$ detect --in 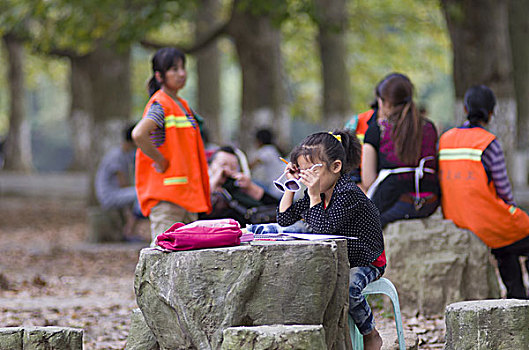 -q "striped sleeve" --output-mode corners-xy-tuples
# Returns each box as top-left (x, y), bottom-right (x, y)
(145, 101), (165, 147)
(482, 140), (516, 206)
(145, 101), (165, 128)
